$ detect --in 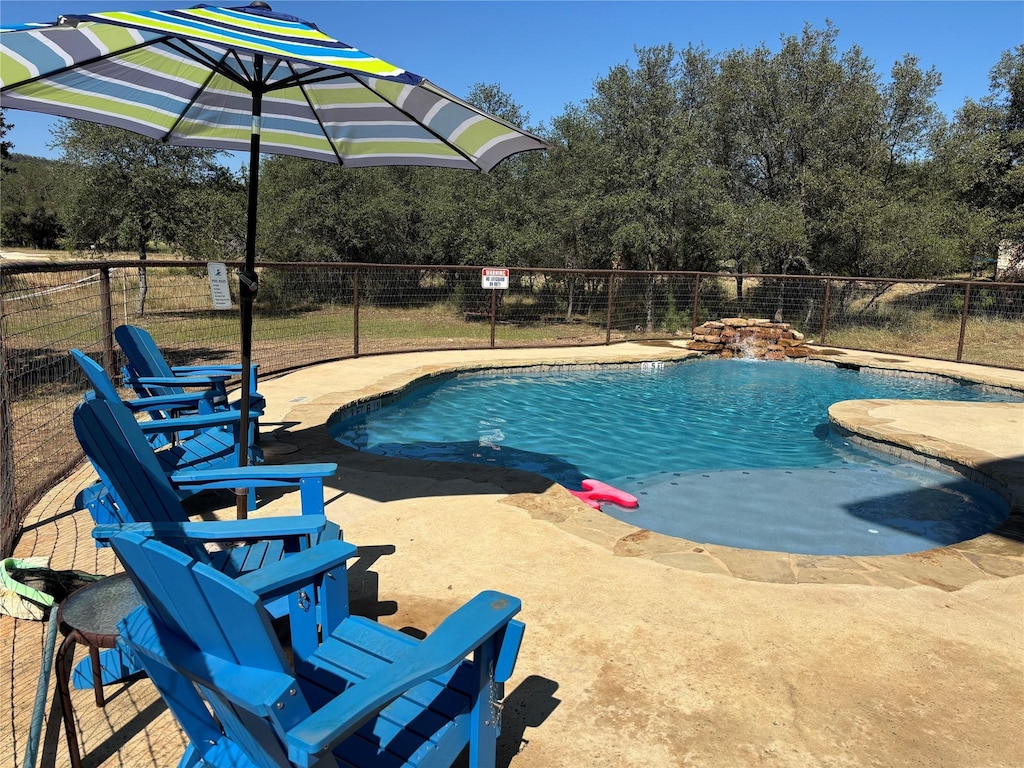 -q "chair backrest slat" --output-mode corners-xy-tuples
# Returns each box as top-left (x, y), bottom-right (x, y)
(73, 398), (188, 524)
(70, 350), (123, 402)
(115, 325), (183, 397)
